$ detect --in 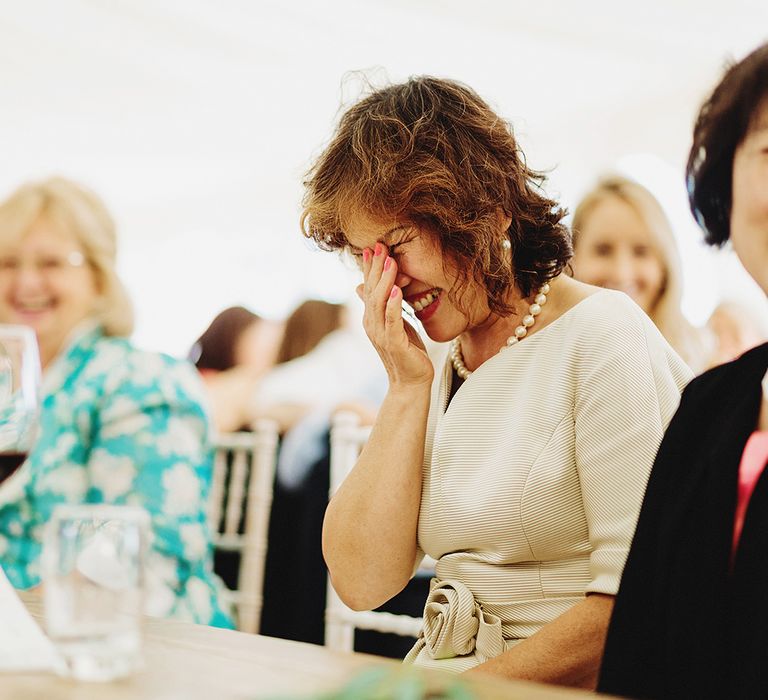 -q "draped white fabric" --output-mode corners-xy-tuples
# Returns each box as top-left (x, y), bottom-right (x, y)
(0, 1), (764, 354)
